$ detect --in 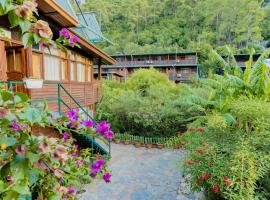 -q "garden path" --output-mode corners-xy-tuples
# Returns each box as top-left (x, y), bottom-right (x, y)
(78, 143), (204, 200)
